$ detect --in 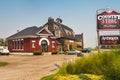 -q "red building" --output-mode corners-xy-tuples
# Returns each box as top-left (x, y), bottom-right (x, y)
(7, 17), (83, 53)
